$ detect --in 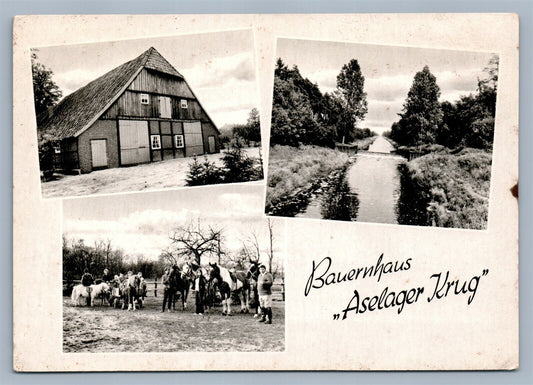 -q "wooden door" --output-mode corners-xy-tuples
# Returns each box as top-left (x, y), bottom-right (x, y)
(159, 96), (172, 118)
(208, 135), (216, 153)
(90, 139), (108, 168)
(119, 120), (150, 165)
(183, 122), (204, 157)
